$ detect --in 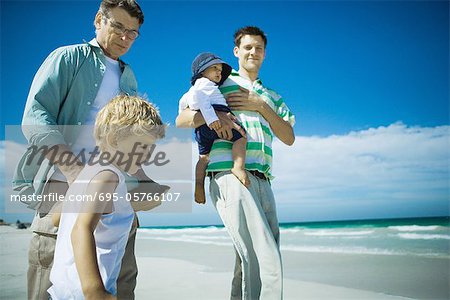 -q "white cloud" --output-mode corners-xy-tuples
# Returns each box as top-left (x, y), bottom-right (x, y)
(271, 122), (449, 221)
(0, 140), (35, 222)
(0, 140), (29, 182)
